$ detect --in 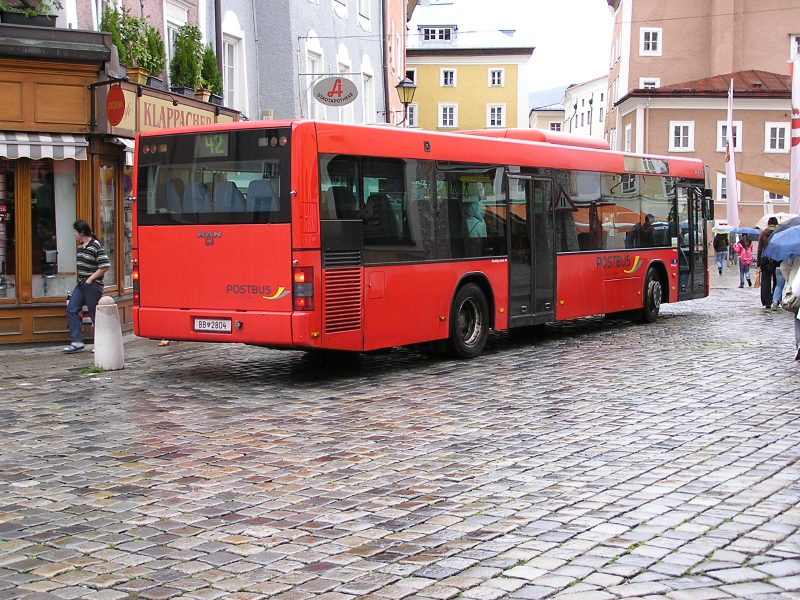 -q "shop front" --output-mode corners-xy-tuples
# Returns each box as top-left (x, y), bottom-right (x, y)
(0, 25), (238, 344)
